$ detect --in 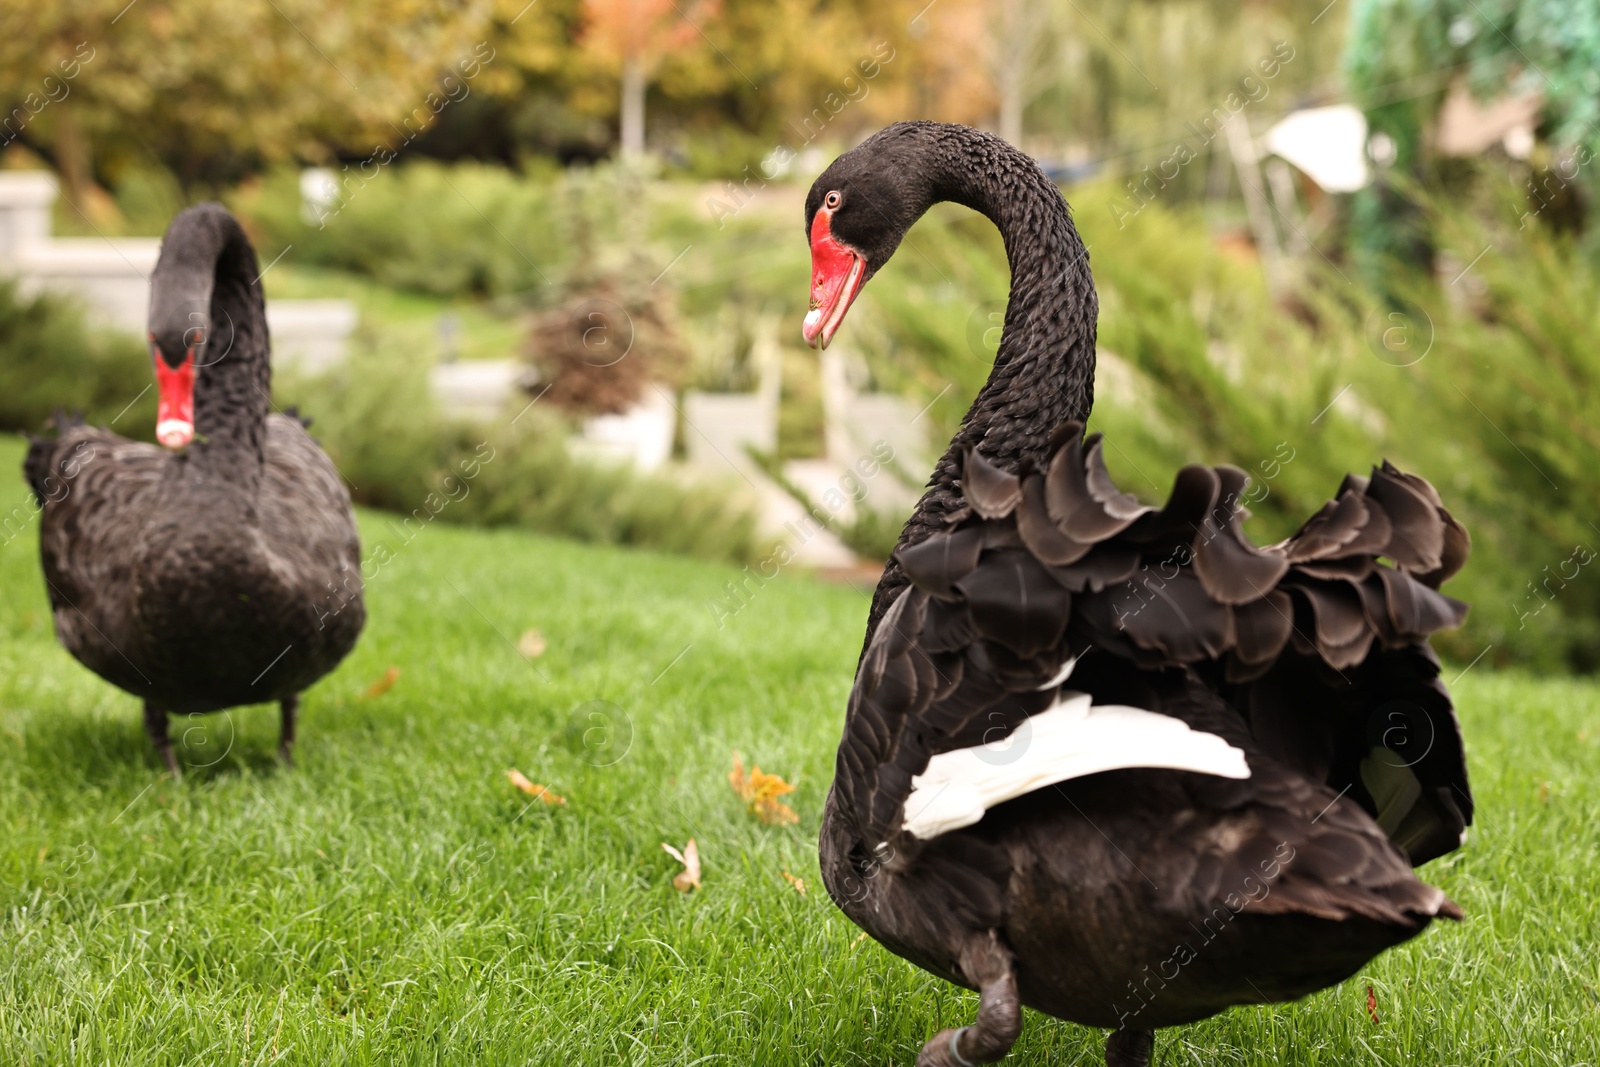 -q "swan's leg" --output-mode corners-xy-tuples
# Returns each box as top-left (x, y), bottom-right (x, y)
(1105, 1028), (1154, 1066)
(278, 694), (299, 766)
(917, 931), (1021, 1066)
(143, 702), (179, 778)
